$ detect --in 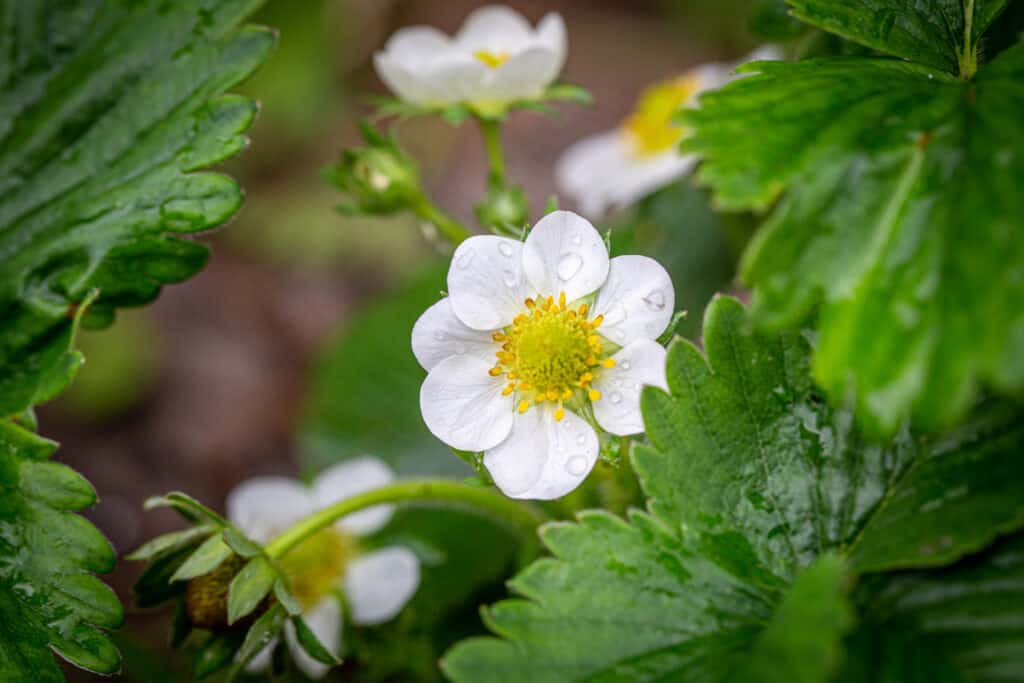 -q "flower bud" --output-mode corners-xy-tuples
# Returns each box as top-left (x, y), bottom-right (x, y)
(185, 555), (247, 629)
(475, 182), (529, 237)
(325, 123), (422, 215)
